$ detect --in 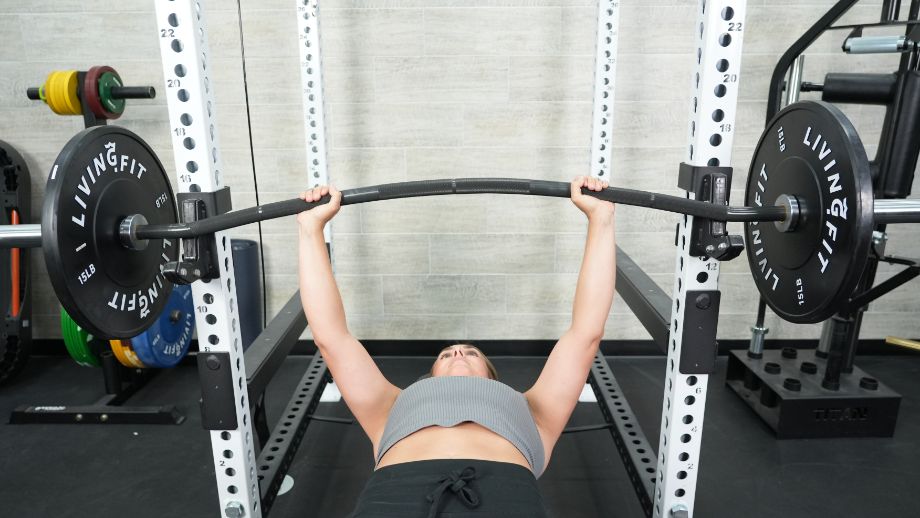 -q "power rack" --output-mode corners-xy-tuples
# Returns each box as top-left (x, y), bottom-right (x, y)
(152, 1), (745, 517)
